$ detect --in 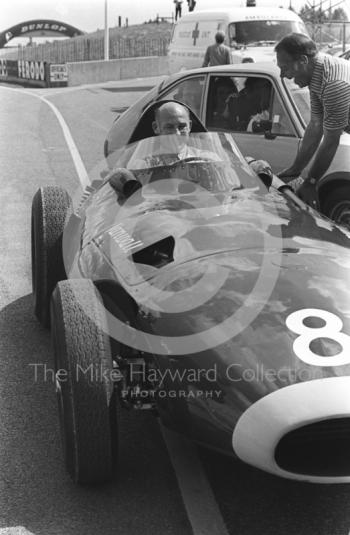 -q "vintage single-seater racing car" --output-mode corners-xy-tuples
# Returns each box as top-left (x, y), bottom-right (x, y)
(31, 108), (350, 485)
